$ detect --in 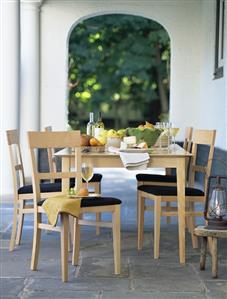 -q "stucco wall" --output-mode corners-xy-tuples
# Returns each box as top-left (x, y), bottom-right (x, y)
(40, 0), (226, 149)
(198, 0), (226, 148)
